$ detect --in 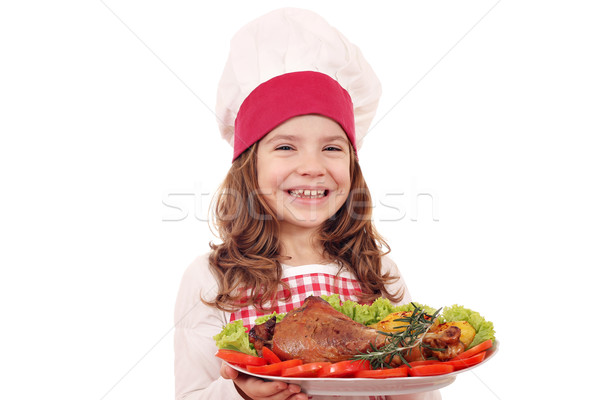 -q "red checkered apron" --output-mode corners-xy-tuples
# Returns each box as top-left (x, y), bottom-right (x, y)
(229, 269), (386, 400)
(229, 272), (366, 329)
